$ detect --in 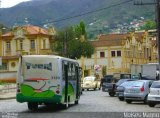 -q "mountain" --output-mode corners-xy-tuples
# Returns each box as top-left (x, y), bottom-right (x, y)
(0, 0), (155, 38)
